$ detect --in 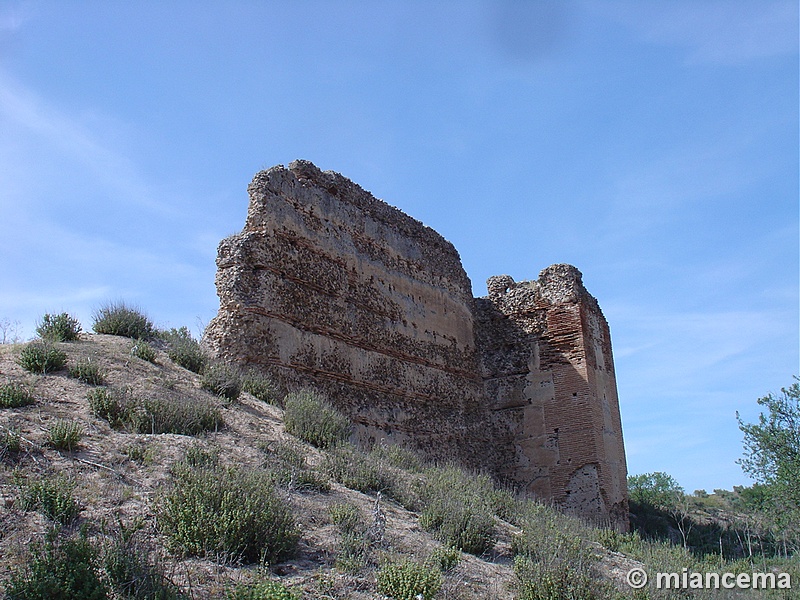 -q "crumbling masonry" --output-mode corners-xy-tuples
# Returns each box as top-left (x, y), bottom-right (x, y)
(205, 160), (628, 528)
